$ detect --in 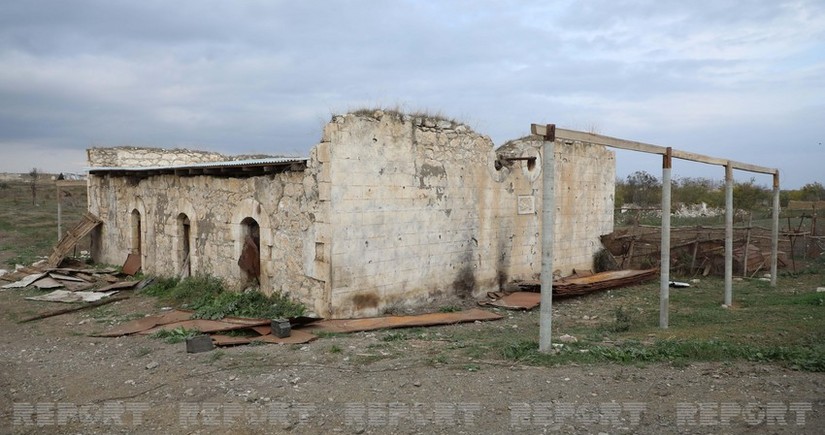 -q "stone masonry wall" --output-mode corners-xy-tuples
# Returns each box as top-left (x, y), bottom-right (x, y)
(86, 115), (615, 319)
(317, 112), (615, 318)
(496, 136), (616, 277)
(87, 147), (231, 168)
(87, 166), (329, 316)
